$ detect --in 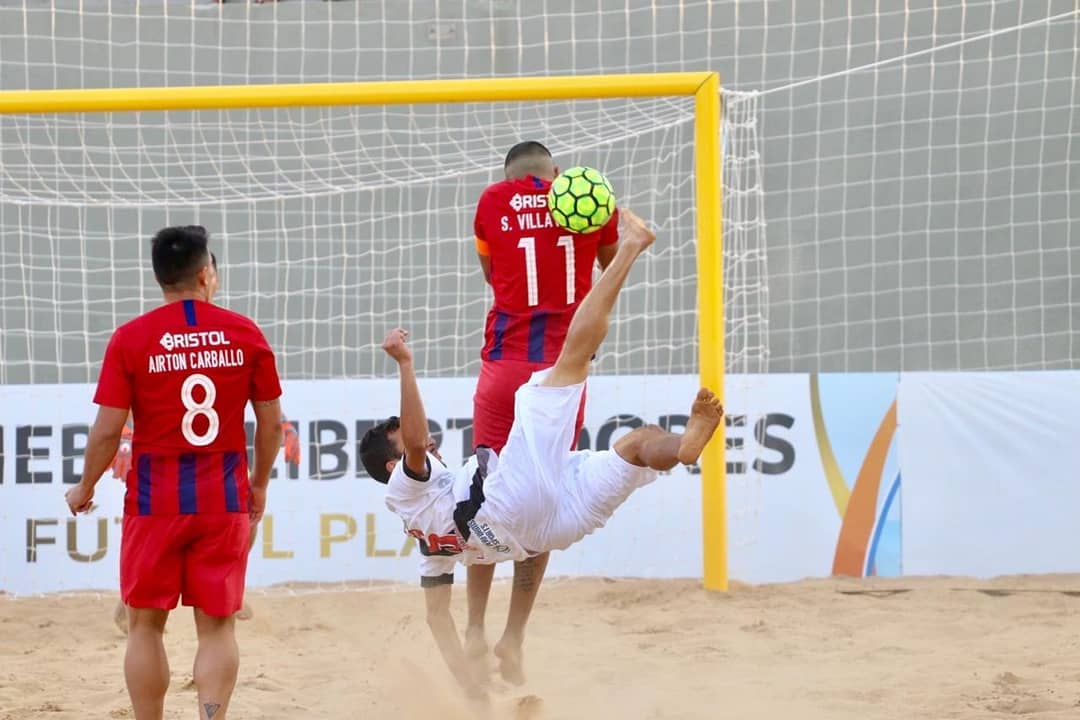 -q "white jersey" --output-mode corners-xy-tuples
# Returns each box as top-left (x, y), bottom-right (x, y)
(386, 370), (658, 587)
(385, 448), (527, 584)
